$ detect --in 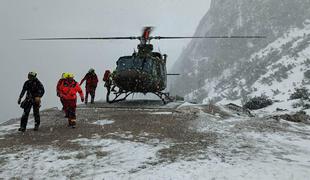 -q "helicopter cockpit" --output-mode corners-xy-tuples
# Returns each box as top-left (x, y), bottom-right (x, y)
(116, 56), (154, 74)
